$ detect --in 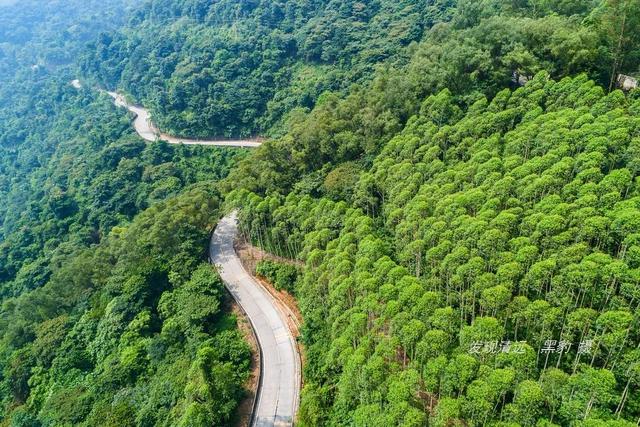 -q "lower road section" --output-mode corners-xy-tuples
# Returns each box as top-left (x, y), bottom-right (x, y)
(210, 212), (300, 426)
